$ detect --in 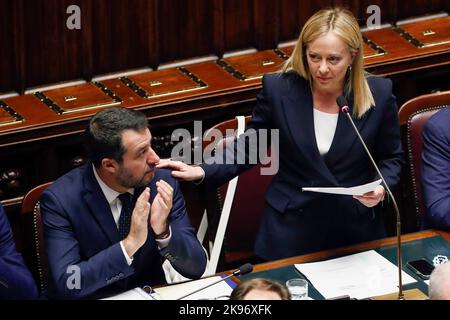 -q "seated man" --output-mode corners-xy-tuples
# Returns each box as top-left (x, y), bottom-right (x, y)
(230, 278), (291, 300)
(422, 106), (450, 231)
(41, 107), (207, 299)
(0, 204), (39, 299)
(429, 262), (450, 300)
